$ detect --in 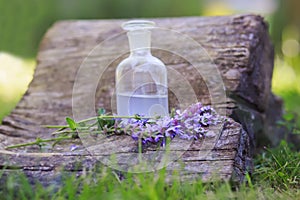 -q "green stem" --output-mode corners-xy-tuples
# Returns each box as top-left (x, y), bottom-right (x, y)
(78, 115), (150, 124)
(42, 125), (69, 128)
(43, 115), (150, 129)
(5, 136), (73, 149)
(52, 130), (76, 135)
(138, 136), (142, 162)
